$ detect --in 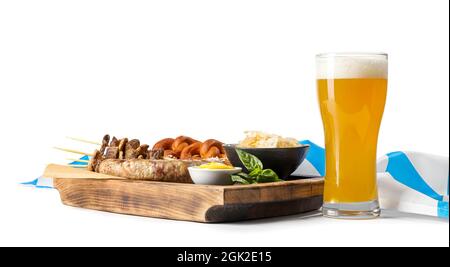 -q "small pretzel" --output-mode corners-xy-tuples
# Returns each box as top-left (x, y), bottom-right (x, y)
(180, 142), (202, 160)
(163, 150), (178, 158)
(153, 138), (175, 150)
(171, 136), (199, 156)
(200, 139), (225, 159)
